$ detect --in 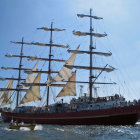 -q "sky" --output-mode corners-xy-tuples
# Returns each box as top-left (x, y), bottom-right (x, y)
(0, 0), (140, 106)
